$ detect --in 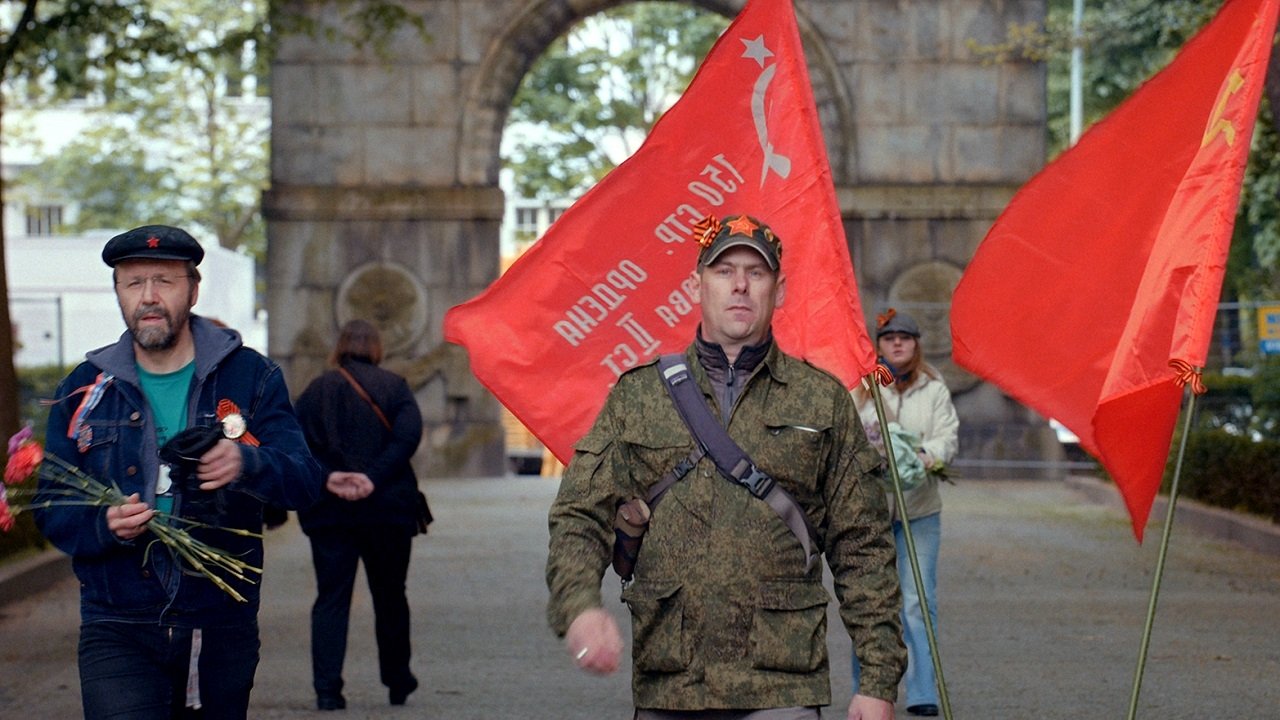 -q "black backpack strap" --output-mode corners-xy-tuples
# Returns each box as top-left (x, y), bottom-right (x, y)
(646, 447), (703, 508)
(656, 355), (820, 572)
